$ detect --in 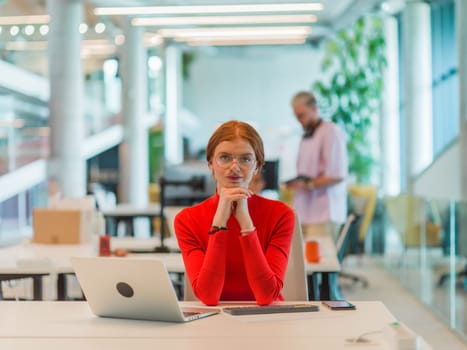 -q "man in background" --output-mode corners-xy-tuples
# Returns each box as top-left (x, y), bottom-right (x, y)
(286, 91), (348, 240)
